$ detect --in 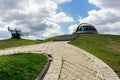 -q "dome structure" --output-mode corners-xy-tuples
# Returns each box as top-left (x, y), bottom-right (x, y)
(74, 23), (98, 34)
